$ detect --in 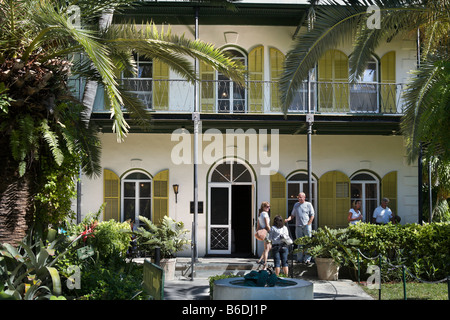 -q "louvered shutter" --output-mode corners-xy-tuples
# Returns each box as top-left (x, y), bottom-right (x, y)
(270, 48), (285, 112)
(382, 171), (397, 216)
(103, 169), (120, 221)
(380, 51), (396, 113)
(270, 172), (286, 226)
(153, 169), (169, 225)
(248, 46), (264, 113)
(153, 60), (169, 110)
